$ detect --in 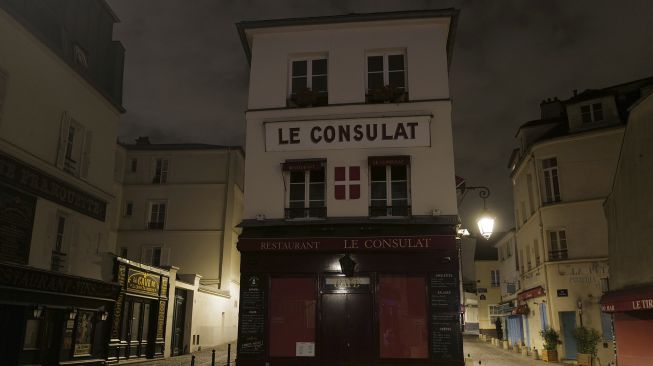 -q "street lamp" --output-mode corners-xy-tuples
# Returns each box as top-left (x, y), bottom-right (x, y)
(462, 185), (495, 240)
